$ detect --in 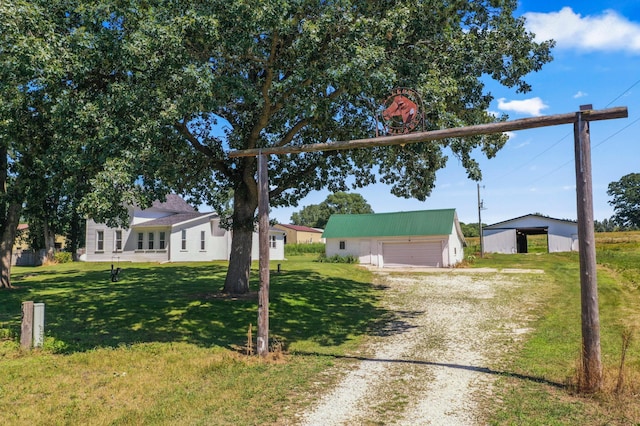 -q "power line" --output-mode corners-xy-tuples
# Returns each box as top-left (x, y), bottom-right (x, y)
(525, 115), (640, 185)
(489, 131), (571, 183)
(492, 78), (640, 186)
(604, 78), (640, 108)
